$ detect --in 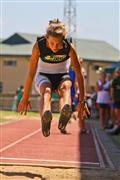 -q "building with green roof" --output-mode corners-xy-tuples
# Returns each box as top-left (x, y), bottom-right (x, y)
(0, 32), (120, 94)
